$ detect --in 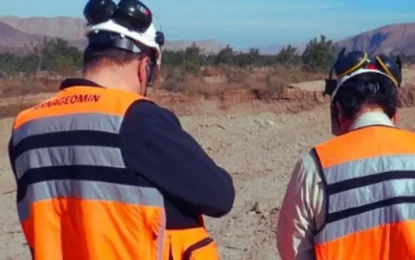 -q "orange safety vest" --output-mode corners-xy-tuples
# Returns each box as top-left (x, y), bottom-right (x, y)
(11, 86), (219, 260)
(312, 125), (415, 260)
